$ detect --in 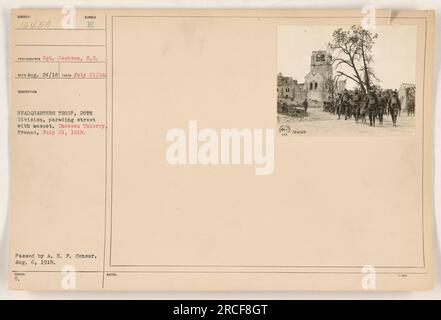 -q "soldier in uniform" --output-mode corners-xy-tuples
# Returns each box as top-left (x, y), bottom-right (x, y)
(388, 90), (401, 126)
(342, 89), (351, 120)
(378, 91), (388, 125)
(406, 87), (415, 116)
(352, 88), (362, 123)
(335, 93), (342, 119)
(383, 91), (390, 115)
(359, 90), (367, 123)
(303, 98), (308, 115)
(365, 89), (379, 127)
